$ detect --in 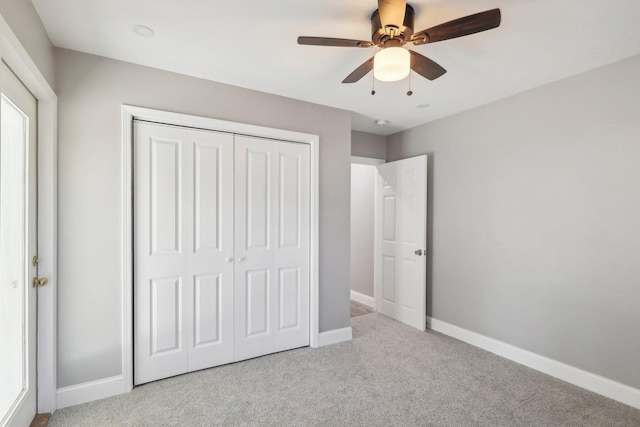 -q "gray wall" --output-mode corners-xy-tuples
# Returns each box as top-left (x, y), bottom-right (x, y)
(352, 131), (386, 160)
(387, 55), (640, 390)
(350, 164), (376, 298)
(55, 48), (352, 387)
(0, 1), (55, 88)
